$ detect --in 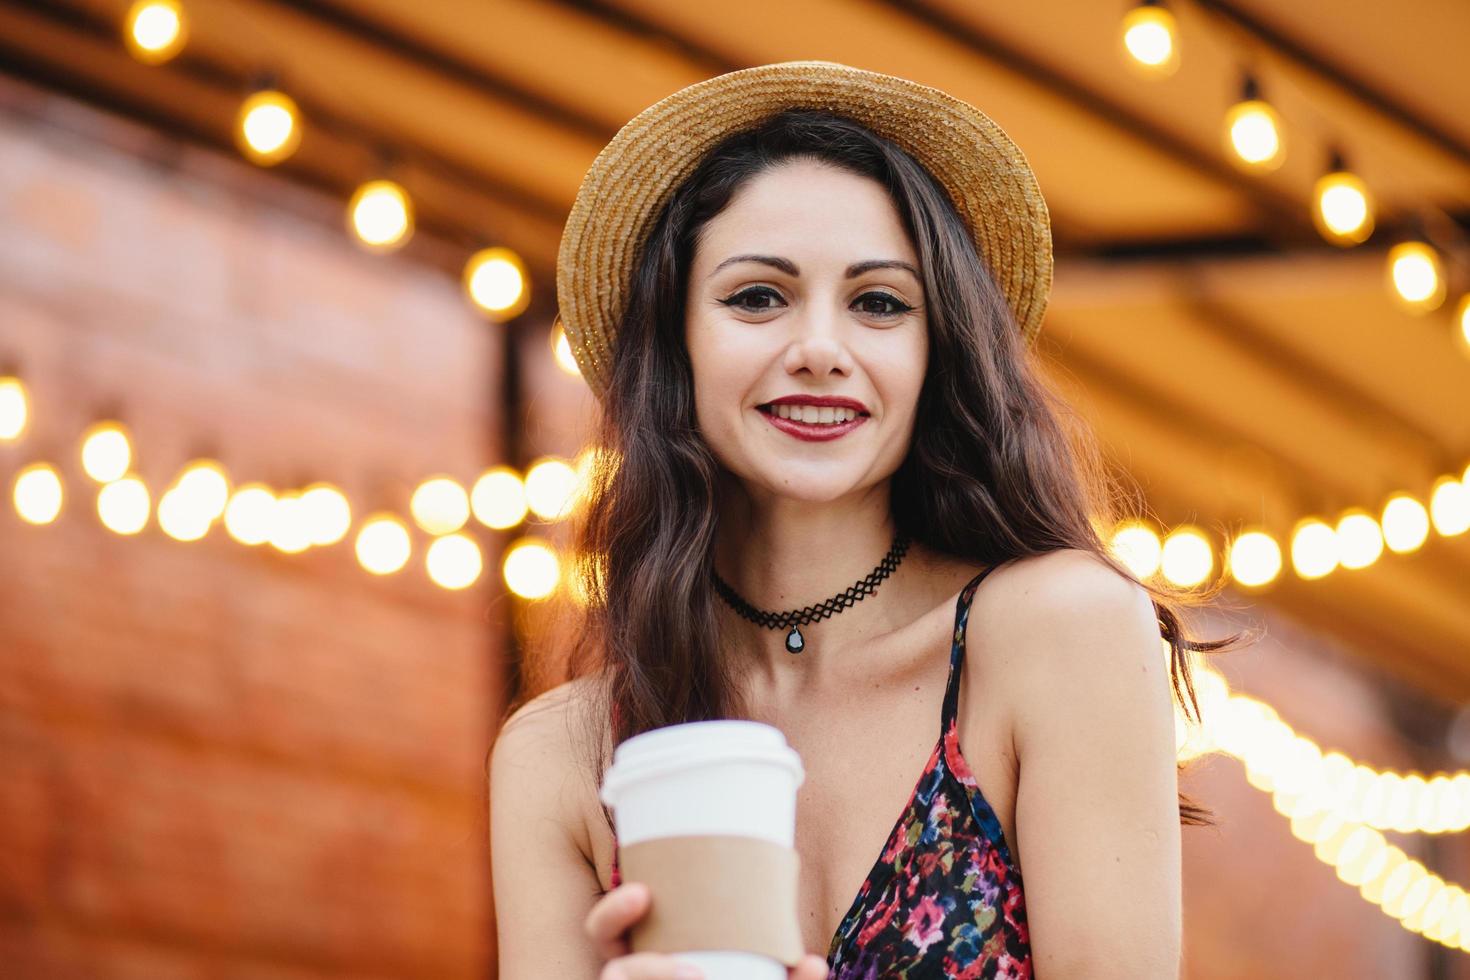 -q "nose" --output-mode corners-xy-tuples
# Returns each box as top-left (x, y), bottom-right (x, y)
(781, 305), (854, 380)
